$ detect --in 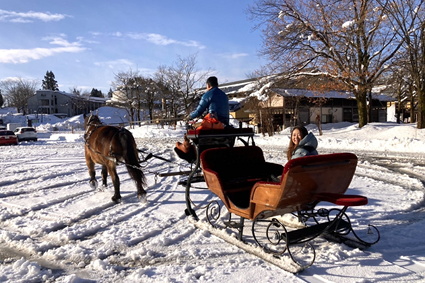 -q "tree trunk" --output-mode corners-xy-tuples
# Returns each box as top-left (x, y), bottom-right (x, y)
(137, 101), (142, 127)
(356, 90), (368, 128)
(410, 86), (416, 123)
(396, 100), (401, 124)
(130, 108), (135, 129)
(282, 97), (285, 129)
(418, 89), (425, 129)
(368, 91), (373, 123)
